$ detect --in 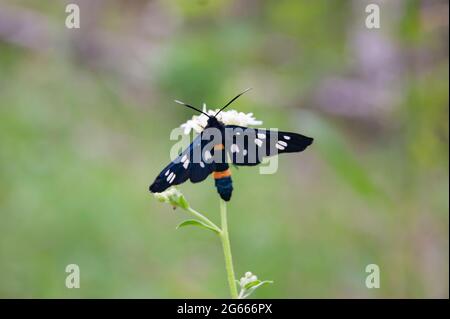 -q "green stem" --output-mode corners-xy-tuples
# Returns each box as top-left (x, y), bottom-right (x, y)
(187, 207), (221, 233)
(219, 199), (238, 299)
